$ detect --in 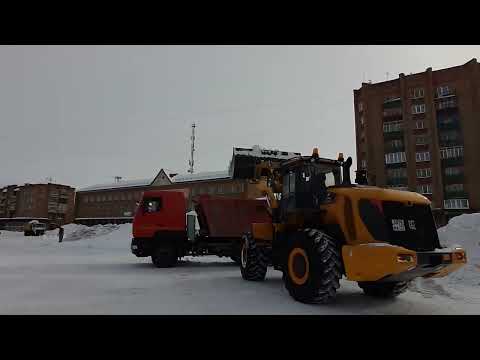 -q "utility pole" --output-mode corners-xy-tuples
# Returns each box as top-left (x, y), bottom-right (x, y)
(188, 122), (196, 174)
